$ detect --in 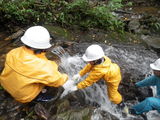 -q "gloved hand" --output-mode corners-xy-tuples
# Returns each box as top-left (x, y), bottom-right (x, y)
(69, 86), (78, 92)
(60, 85), (78, 98)
(72, 74), (81, 83)
(62, 80), (75, 89)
